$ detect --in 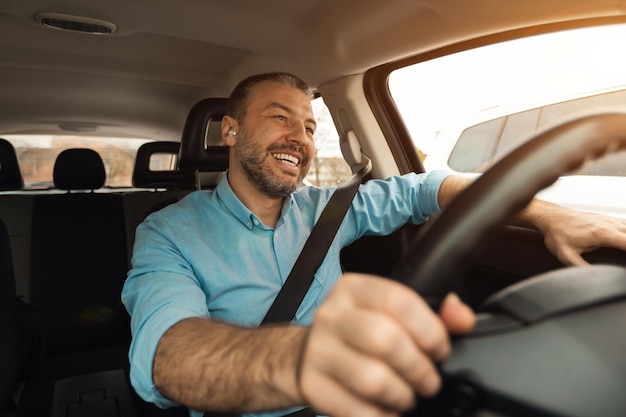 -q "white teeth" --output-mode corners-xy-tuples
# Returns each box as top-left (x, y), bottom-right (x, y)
(272, 153), (299, 166)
